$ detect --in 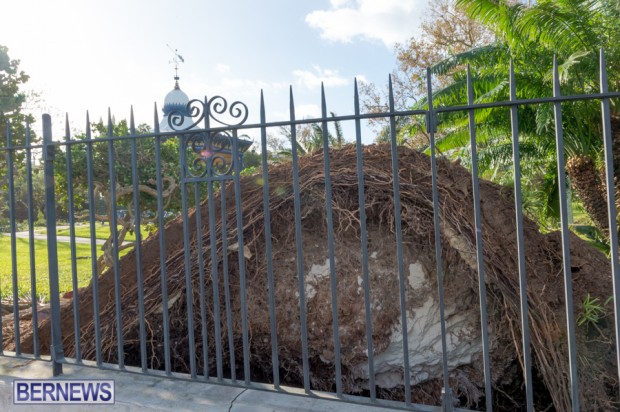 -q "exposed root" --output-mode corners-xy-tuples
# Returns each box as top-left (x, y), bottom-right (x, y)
(5, 144), (617, 410)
